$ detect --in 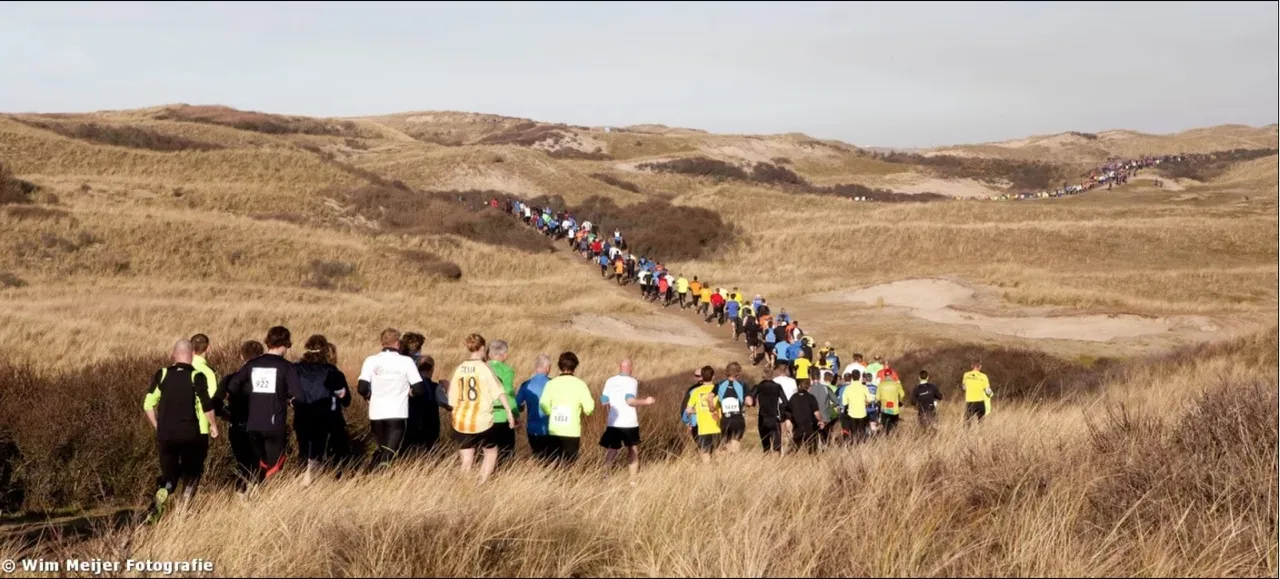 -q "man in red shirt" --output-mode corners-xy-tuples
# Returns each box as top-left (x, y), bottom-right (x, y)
(707, 290), (727, 326)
